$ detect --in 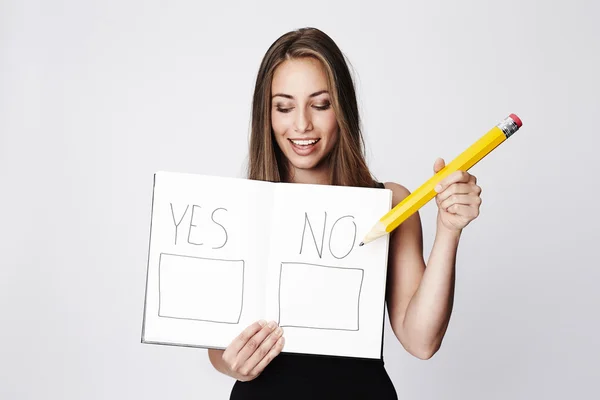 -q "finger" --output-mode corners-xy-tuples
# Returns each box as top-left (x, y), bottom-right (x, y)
(445, 203), (480, 217)
(433, 157), (445, 174)
(235, 321), (278, 368)
(241, 326), (284, 375)
(250, 336), (285, 377)
(435, 170), (471, 193)
(225, 320), (266, 357)
(439, 194), (482, 212)
(469, 174), (478, 185)
(435, 183), (480, 202)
